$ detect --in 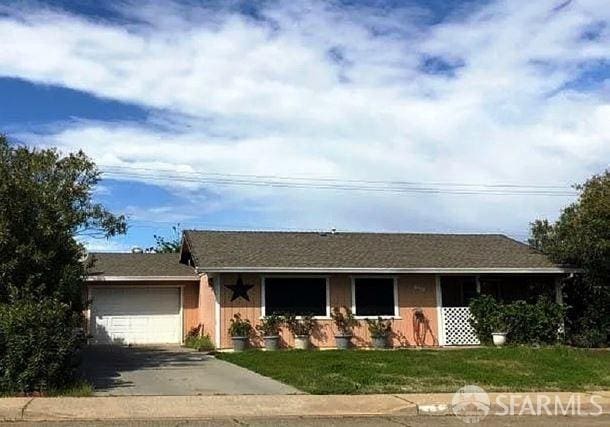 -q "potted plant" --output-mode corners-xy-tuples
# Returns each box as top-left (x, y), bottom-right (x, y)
(284, 314), (317, 350)
(490, 313), (508, 347)
(256, 314), (284, 351)
(228, 313), (253, 352)
(366, 317), (392, 349)
(330, 306), (360, 350)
